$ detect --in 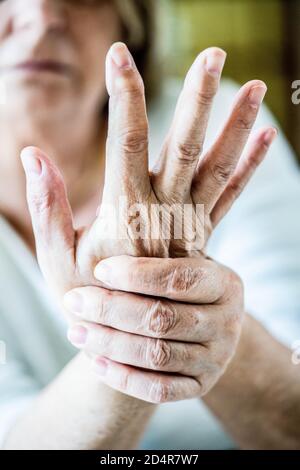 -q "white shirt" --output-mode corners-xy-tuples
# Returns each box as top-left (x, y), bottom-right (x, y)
(1, 80), (300, 450)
